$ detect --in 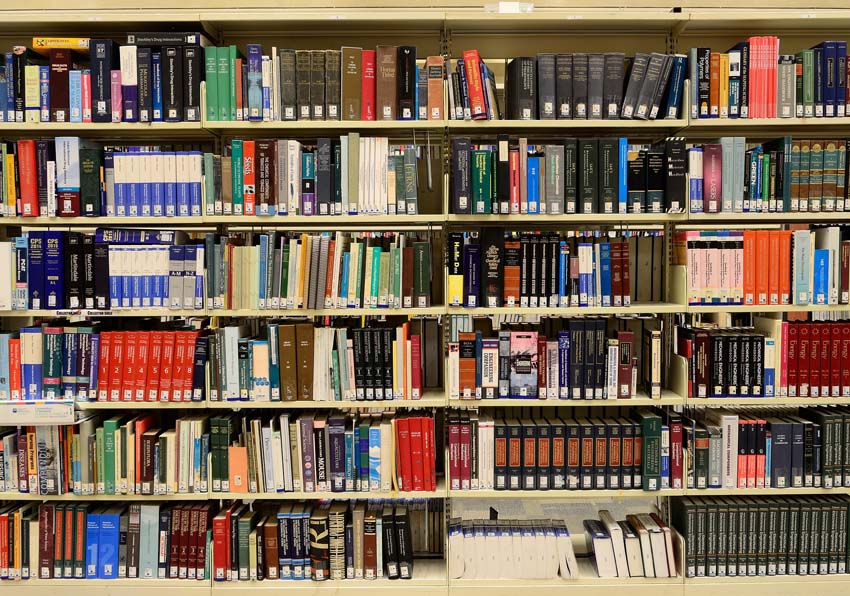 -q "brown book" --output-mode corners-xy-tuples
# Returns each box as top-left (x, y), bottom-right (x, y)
(221, 155), (233, 212)
(49, 49), (71, 122)
(140, 428), (160, 495)
(341, 46), (362, 121)
(168, 505), (182, 578)
(177, 505), (191, 578)
(295, 323), (314, 400)
(295, 50), (311, 120)
(402, 246), (414, 308)
(195, 506), (212, 580)
(39, 503), (54, 578)
(363, 509), (378, 579)
(262, 517), (279, 579)
(278, 324), (298, 401)
(425, 55), (444, 120)
(310, 50), (326, 120)
(234, 58), (244, 120)
(255, 140), (277, 215)
(325, 49), (341, 120)
(186, 506), (200, 579)
(375, 45), (397, 120)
